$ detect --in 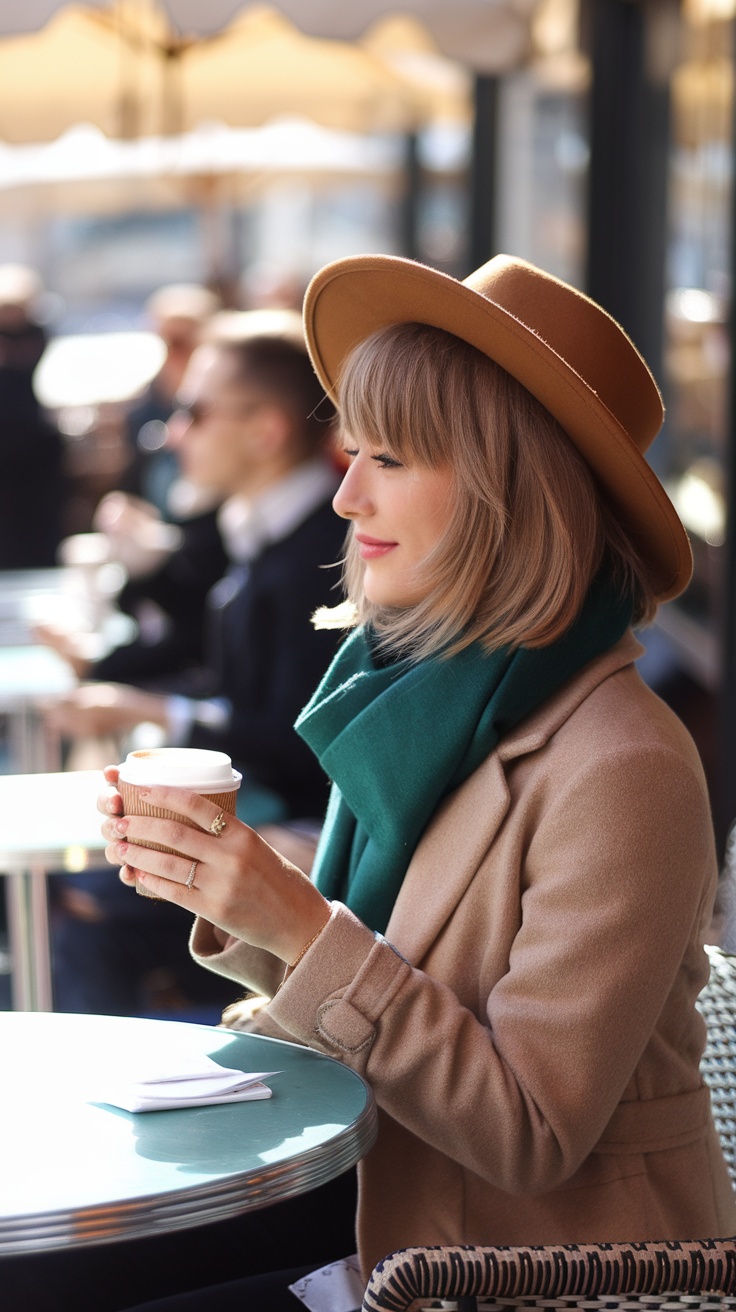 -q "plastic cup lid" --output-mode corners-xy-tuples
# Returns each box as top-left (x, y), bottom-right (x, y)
(118, 747), (241, 791)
